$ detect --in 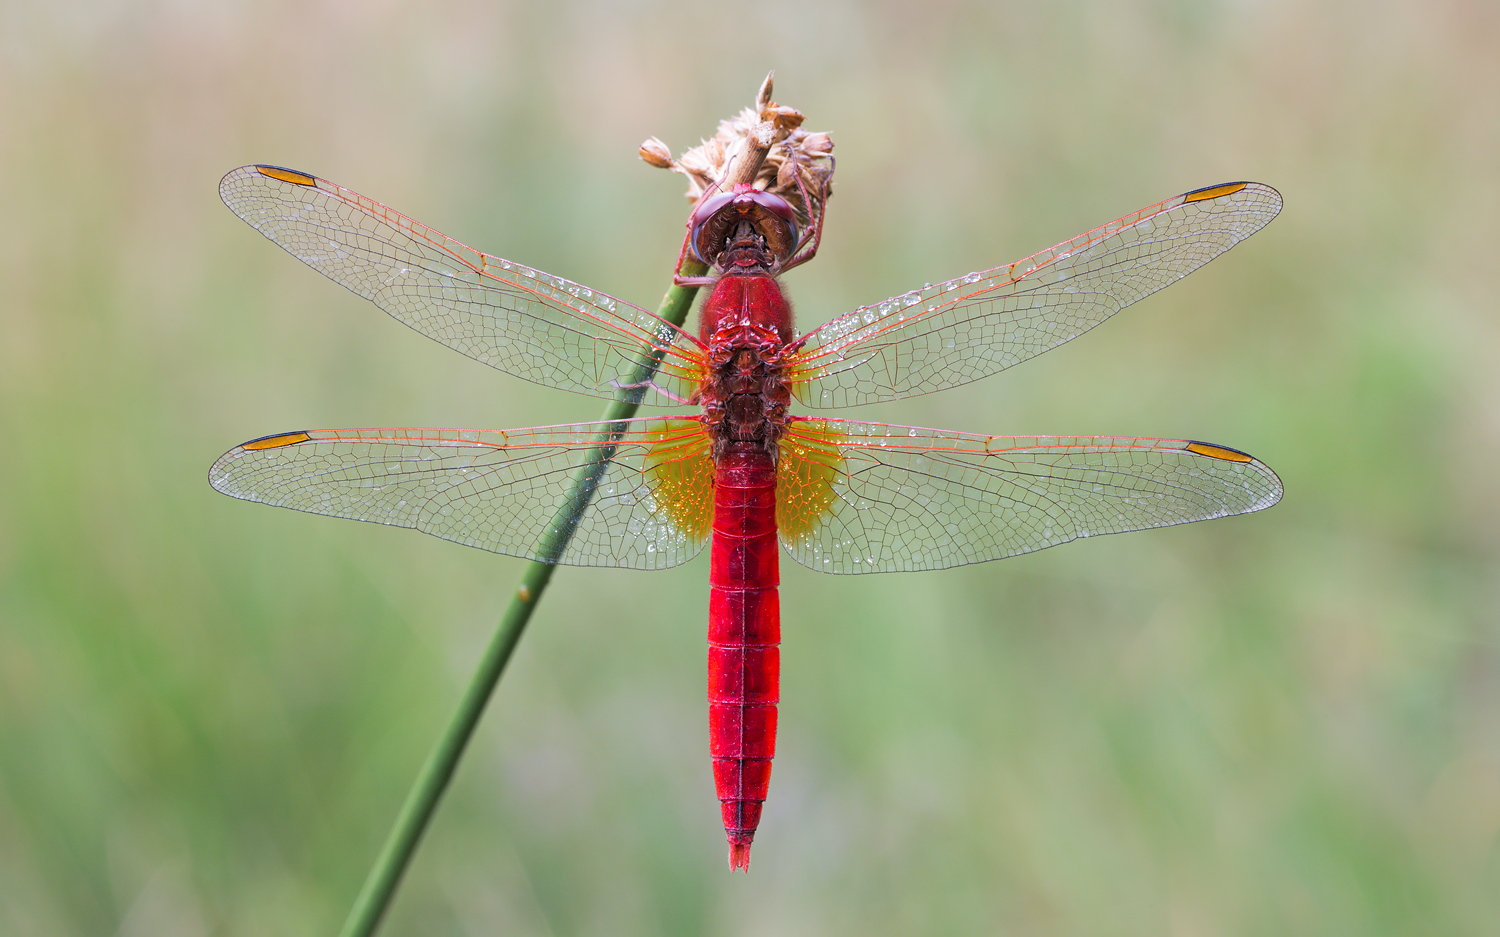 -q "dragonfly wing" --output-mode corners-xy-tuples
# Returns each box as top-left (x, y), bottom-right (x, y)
(220, 165), (705, 404)
(209, 418), (716, 569)
(789, 182), (1281, 408)
(777, 419), (1281, 574)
